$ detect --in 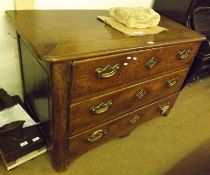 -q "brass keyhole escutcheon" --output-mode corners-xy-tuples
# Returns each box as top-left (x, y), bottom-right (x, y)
(146, 57), (158, 69)
(136, 89), (147, 100)
(130, 115), (141, 124)
(167, 77), (179, 87)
